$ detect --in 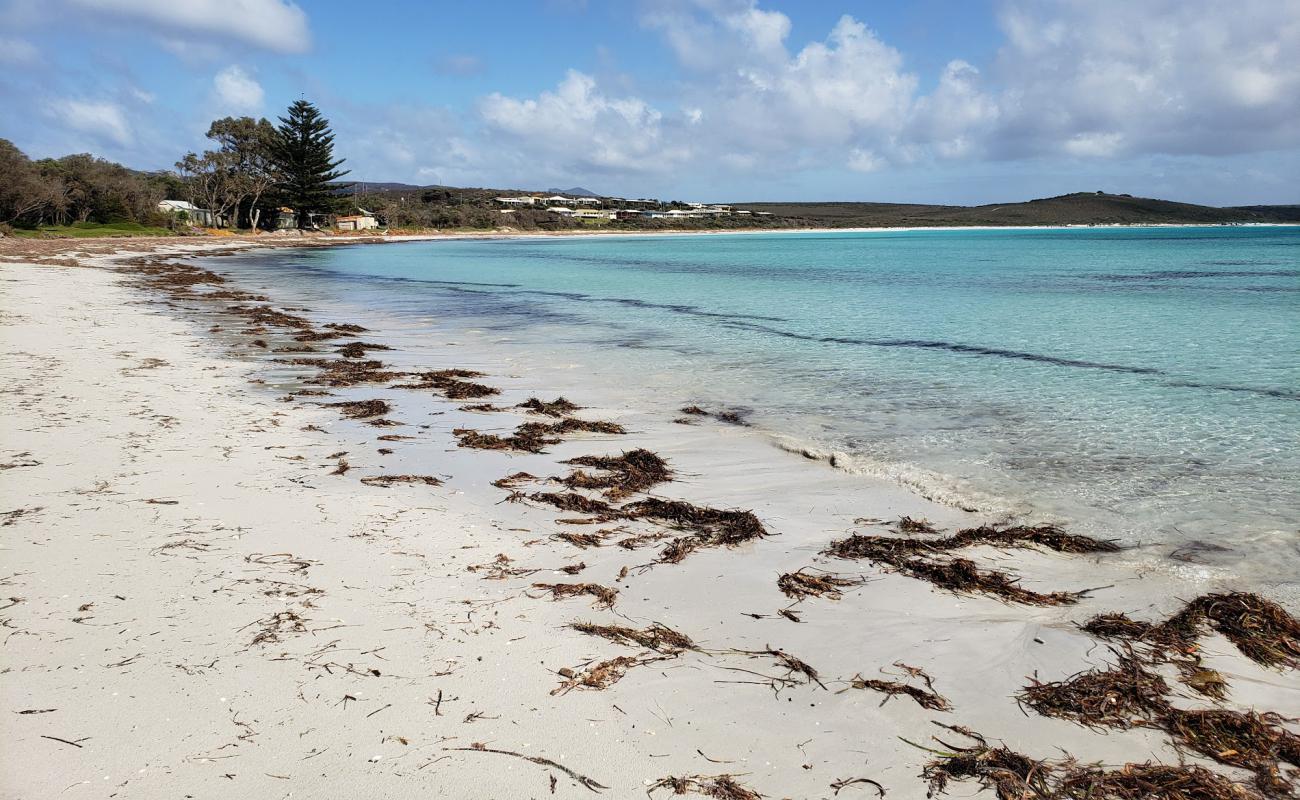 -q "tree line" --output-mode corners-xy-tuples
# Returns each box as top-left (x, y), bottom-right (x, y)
(1, 100), (347, 232)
